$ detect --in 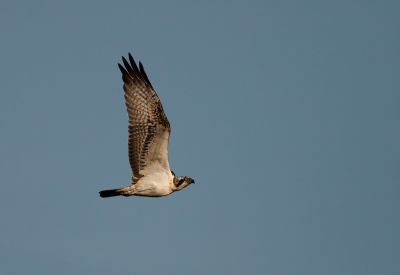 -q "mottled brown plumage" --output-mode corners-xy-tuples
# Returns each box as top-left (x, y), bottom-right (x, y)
(119, 54), (170, 185)
(99, 53), (194, 198)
